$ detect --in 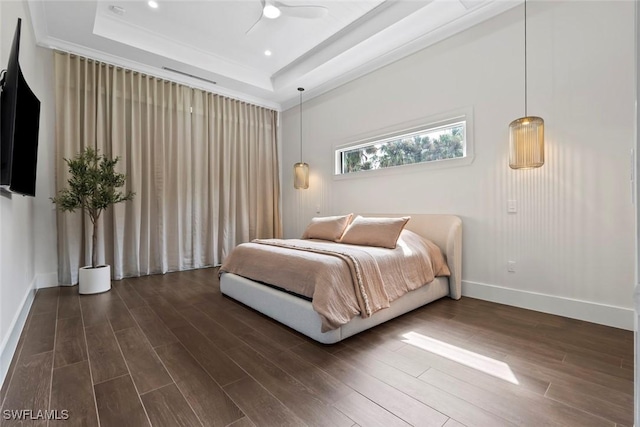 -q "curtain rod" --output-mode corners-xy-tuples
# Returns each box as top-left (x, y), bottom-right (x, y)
(53, 49), (279, 113)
